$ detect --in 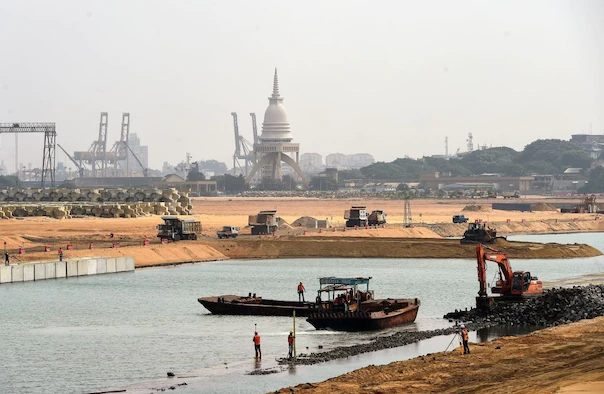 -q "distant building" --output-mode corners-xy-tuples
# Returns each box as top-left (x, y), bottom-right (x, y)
(325, 153), (374, 170)
(571, 134), (604, 160)
(126, 133), (149, 175)
(300, 153), (324, 173)
(419, 172), (533, 191)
